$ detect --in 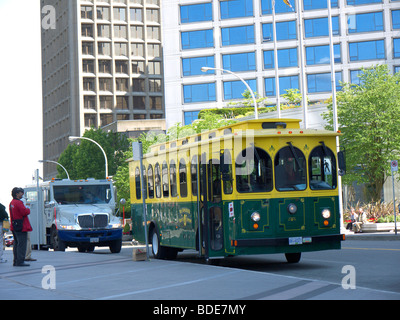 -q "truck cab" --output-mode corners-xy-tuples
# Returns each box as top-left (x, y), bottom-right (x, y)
(25, 178), (123, 253)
